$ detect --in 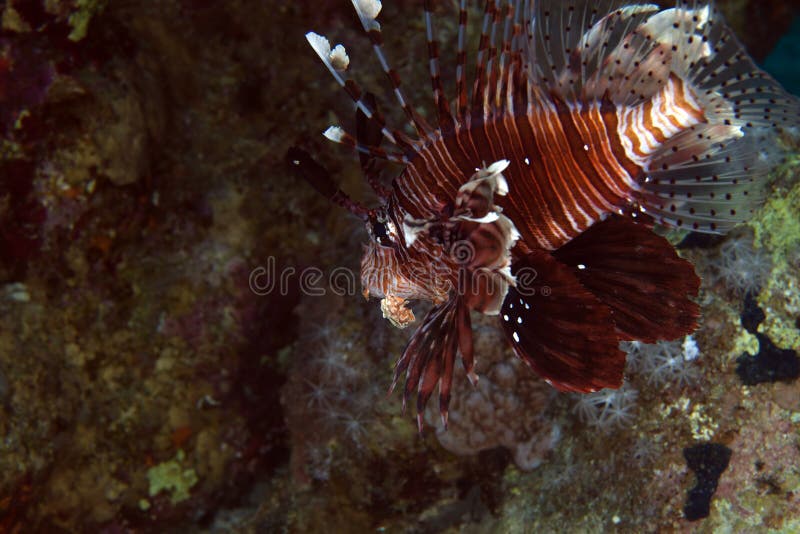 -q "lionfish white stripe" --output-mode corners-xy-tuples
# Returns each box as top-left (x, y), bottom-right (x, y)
(505, 60), (517, 113)
(428, 135), (462, 182)
(422, 144), (456, 194)
(638, 106), (661, 155)
(665, 99), (695, 131)
(557, 101), (615, 215)
(678, 78), (704, 117)
(523, 123), (572, 241)
(631, 105), (649, 154)
(648, 94), (670, 138)
(653, 87), (682, 137)
(537, 99), (596, 229)
(627, 107), (650, 158)
(552, 155), (602, 225)
(586, 101), (639, 195)
(566, 107), (628, 210)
